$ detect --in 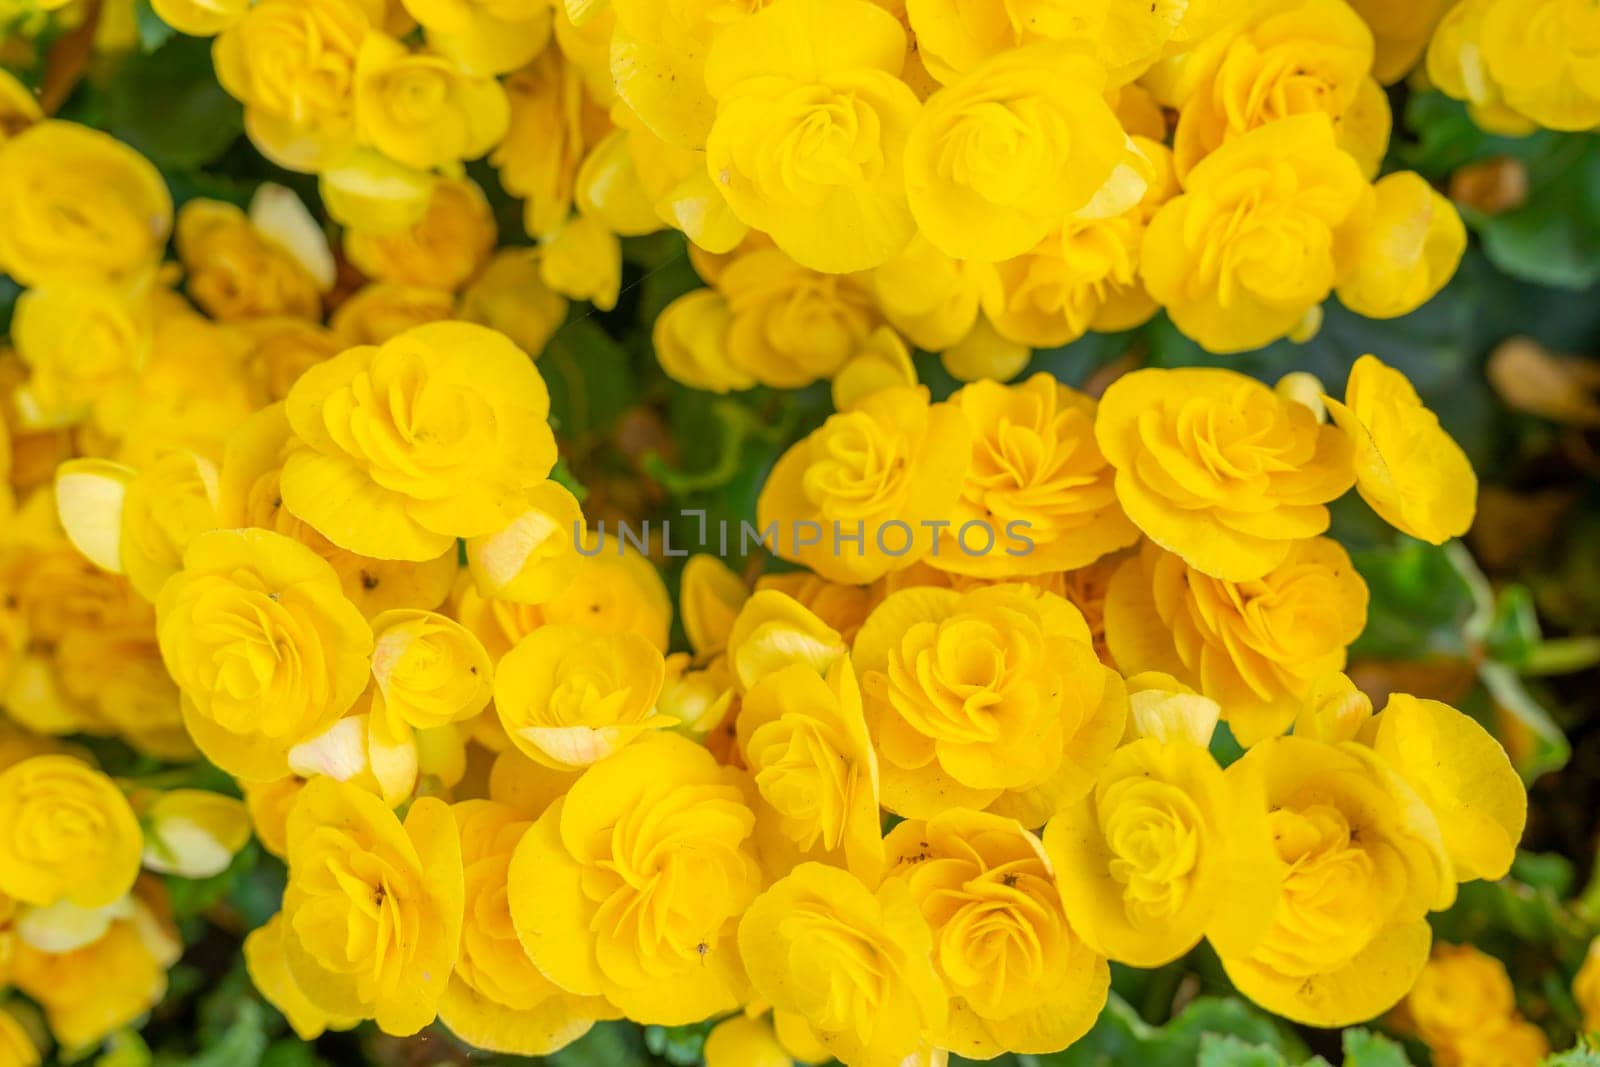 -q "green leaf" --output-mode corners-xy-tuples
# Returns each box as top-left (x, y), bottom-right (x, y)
(643, 1019), (718, 1065)
(1483, 584), (1545, 667)
(0, 274), (19, 336)
(540, 317), (637, 446)
(99, 35), (243, 170)
(164, 841), (260, 920)
(1542, 1043), (1600, 1067)
(1043, 994), (1307, 1067)
(1469, 137), (1600, 290)
(1350, 539), (1476, 660)
(132, 0), (177, 53)
(1477, 661), (1572, 781)
(1341, 1028), (1413, 1067)
(1392, 91), (1555, 179)
(1196, 1034), (1291, 1067)
(545, 1021), (657, 1067)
